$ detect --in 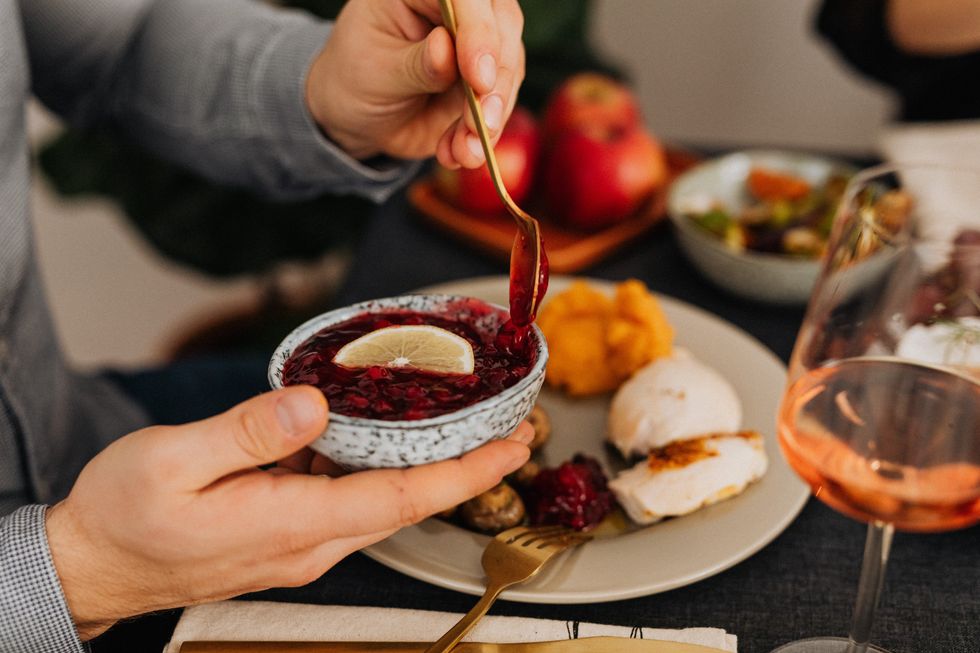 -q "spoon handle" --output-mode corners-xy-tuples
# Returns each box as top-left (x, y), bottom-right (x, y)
(436, 0), (545, 322)
(436, 0), (518, 213)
